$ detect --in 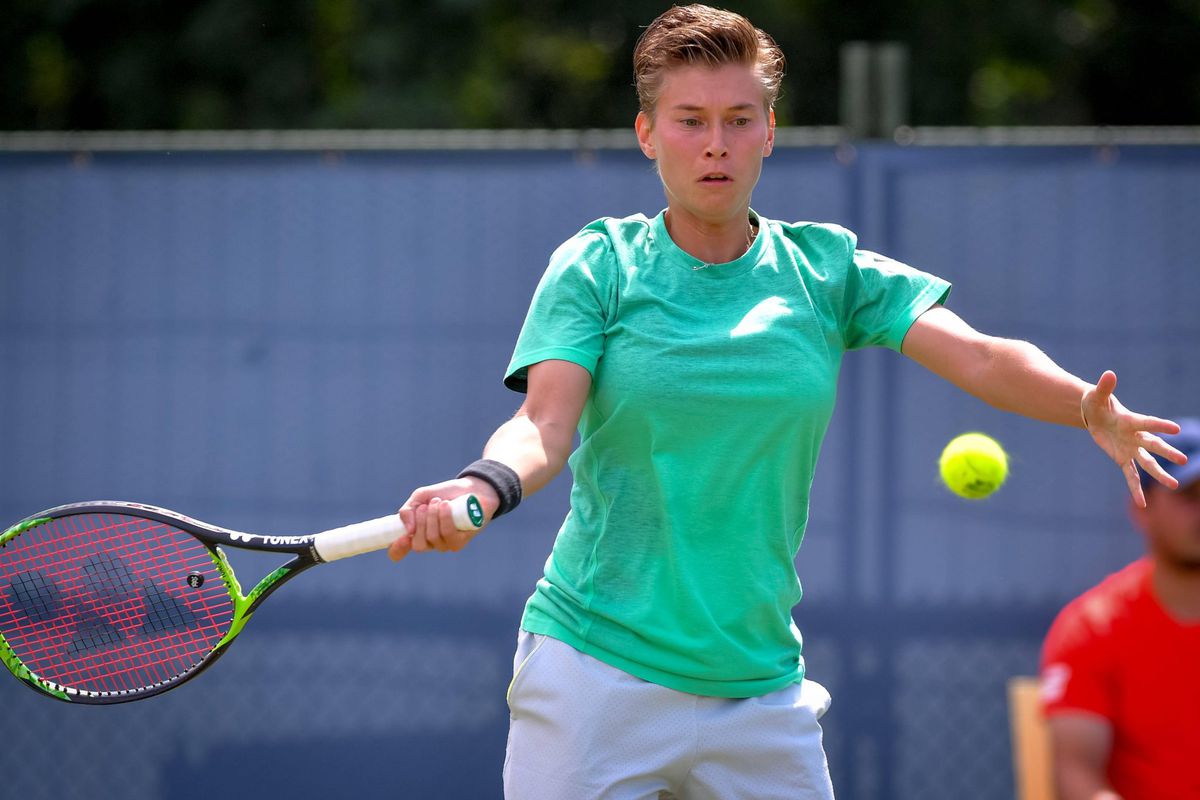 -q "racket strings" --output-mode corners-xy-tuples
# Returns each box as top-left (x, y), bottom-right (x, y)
(0, 514), (235, 696)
